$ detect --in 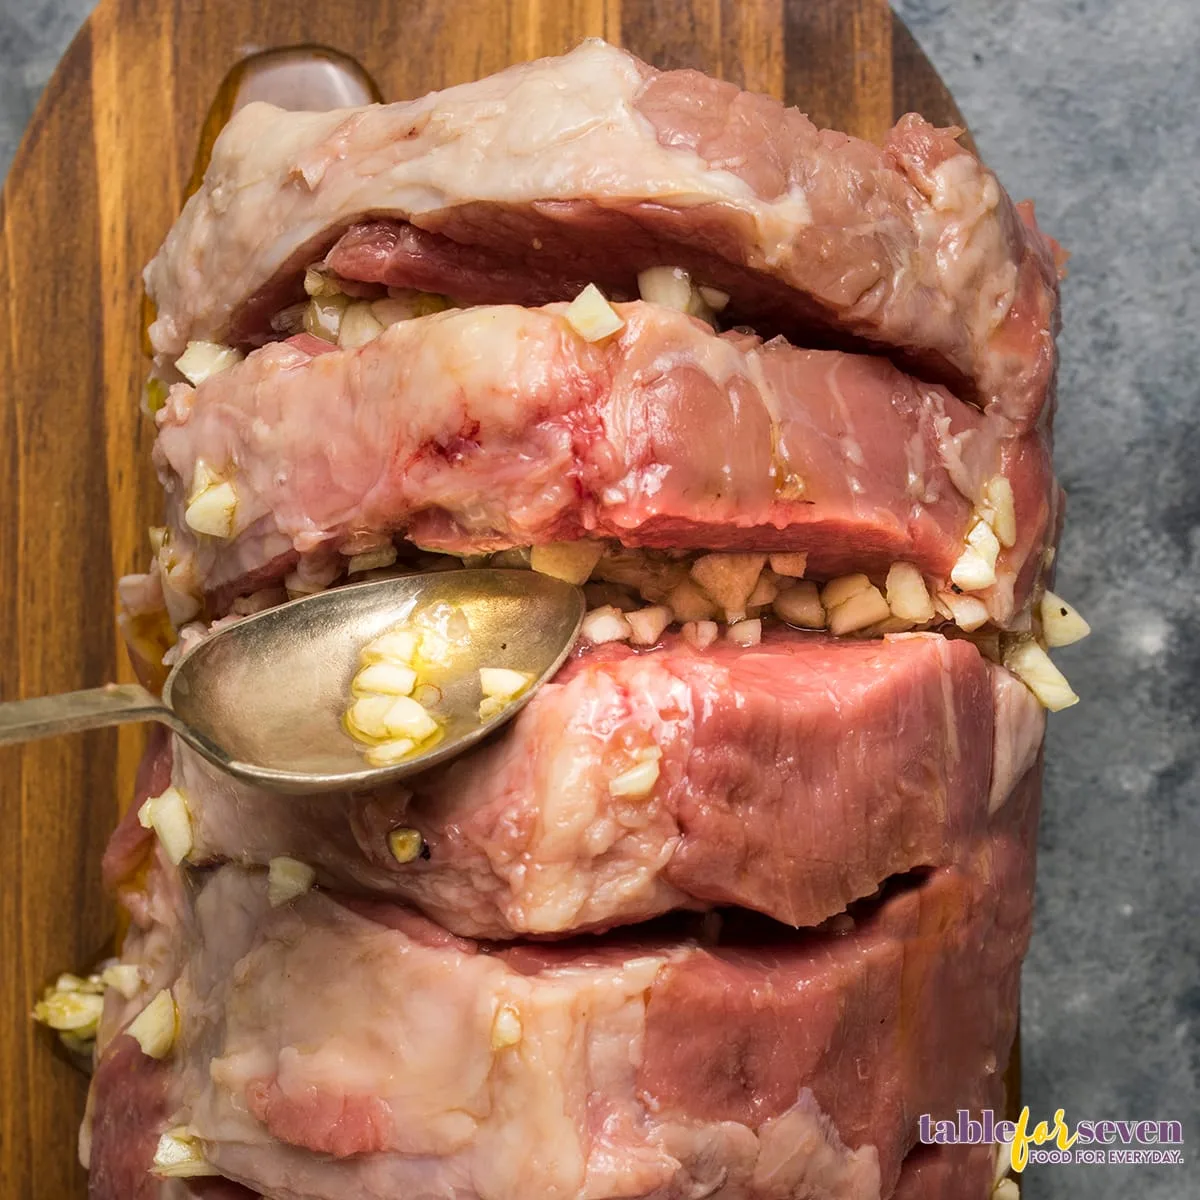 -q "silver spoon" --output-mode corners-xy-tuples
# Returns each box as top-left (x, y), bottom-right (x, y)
(0, 570), (585, 793)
